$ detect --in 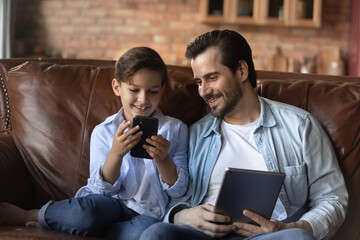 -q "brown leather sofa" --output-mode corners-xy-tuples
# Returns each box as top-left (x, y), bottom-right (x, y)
(0, 58), (359, 240)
